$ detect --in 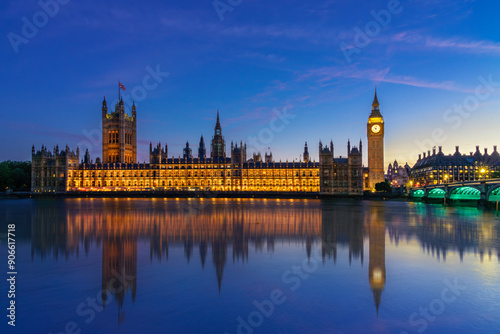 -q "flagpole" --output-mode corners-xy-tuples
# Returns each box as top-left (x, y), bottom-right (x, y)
(118, 79), (120, 101)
